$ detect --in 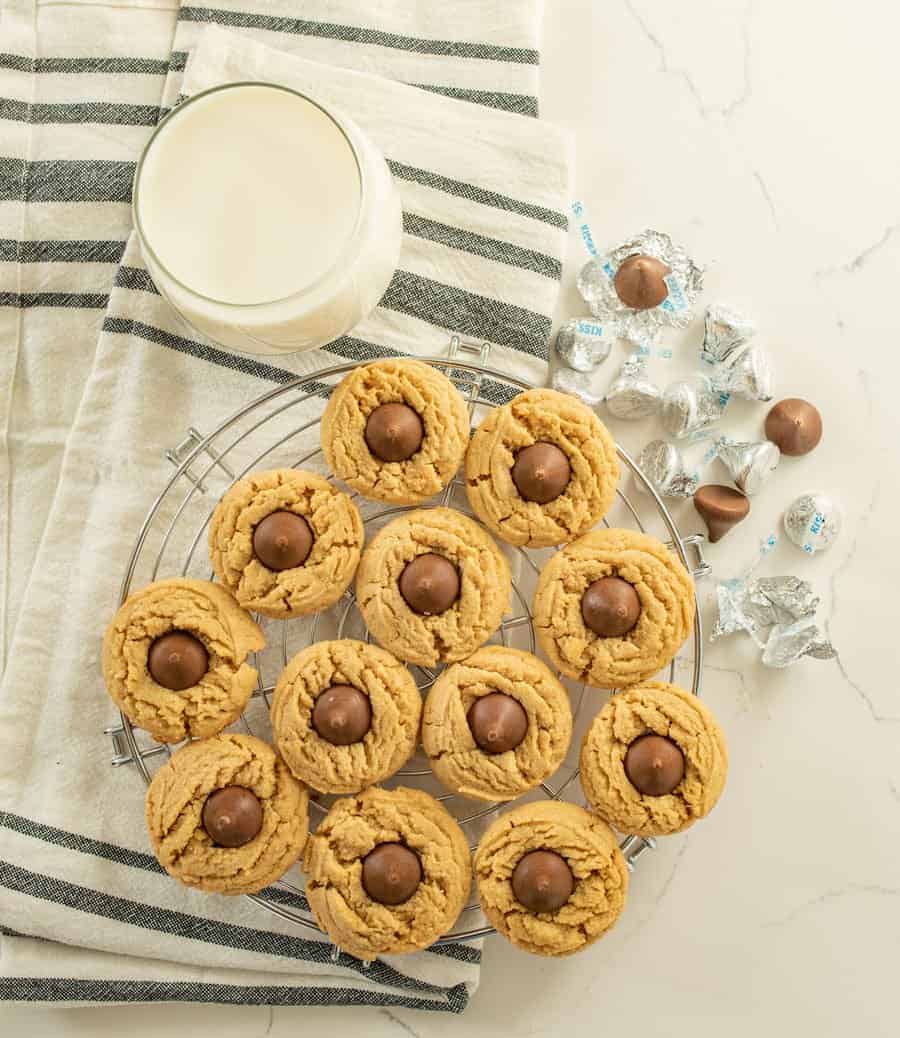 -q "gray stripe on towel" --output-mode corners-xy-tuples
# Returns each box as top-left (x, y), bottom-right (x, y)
(414, 83), (538, 116)
(178, 7), (539, 64)
(0, 238), (127, 264)
(0, 98), (160, 126)
(0, 53), (170, 75)
(0, 977), (470, 1012)
(402, 212), (561, 280)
